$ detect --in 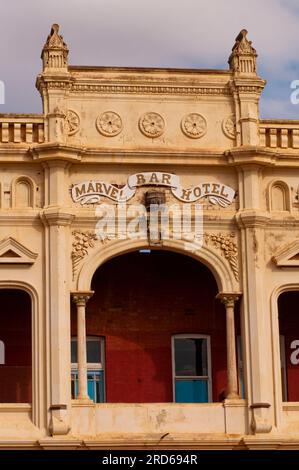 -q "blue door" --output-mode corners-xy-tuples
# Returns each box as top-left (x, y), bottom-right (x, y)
(173, 336), (210, 403)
